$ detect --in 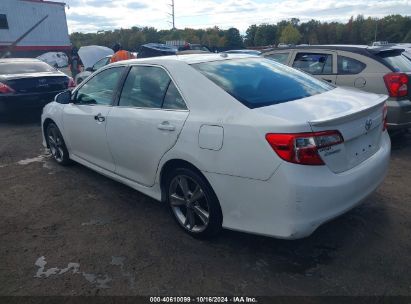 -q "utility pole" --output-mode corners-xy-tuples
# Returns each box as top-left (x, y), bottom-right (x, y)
(168, 0), (175, 30)
(374, 19), (378, 43)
